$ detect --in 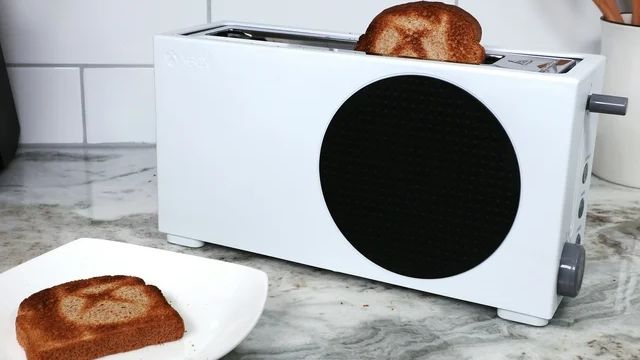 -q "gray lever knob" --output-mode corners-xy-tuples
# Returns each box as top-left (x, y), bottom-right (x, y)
(588, 94), (628, 115)
(557, 242), (586, 297)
